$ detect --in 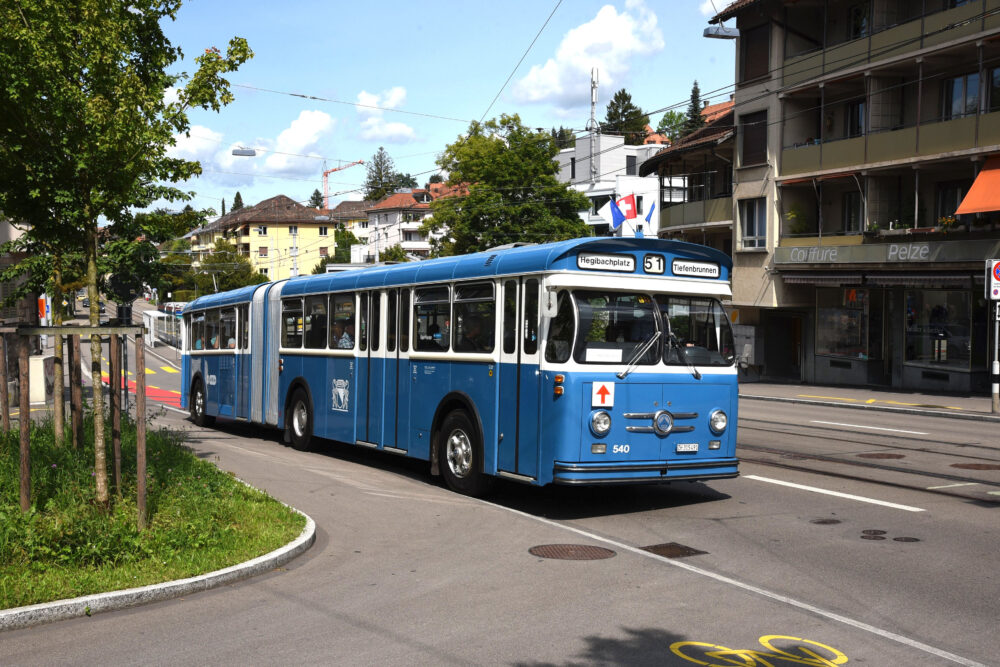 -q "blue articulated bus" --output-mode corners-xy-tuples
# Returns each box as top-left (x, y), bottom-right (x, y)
(181, 237), (739, 496)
